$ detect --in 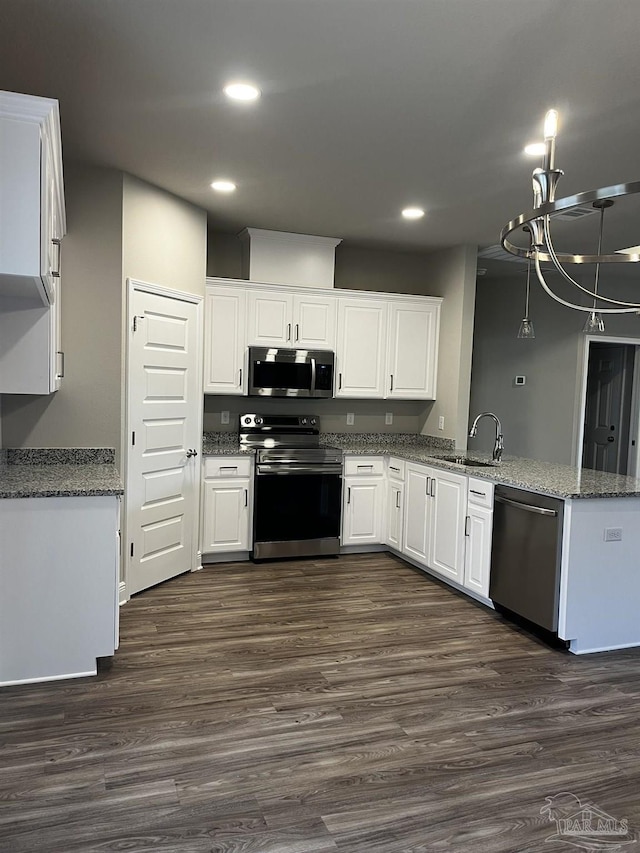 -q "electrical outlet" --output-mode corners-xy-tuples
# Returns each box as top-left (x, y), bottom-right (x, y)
(385, 412), (393, 425)
(438, 415), (445, 430)
(604, 527), (623, 542)
(346, 413), (355, 426)
(221, 411), (230, 425)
